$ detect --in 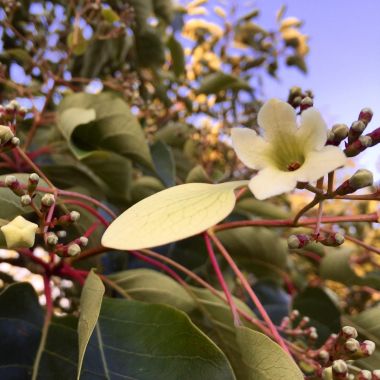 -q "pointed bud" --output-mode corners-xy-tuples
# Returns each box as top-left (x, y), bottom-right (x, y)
(349, 169), (374, 190)
(287, 234), (311, 249)
(358, 107), (373, 125)
(20, 194), (32, 206)
(67, 243), (81, 257)
(46, 232), (58, 246)
(41, 194), (55, 207)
